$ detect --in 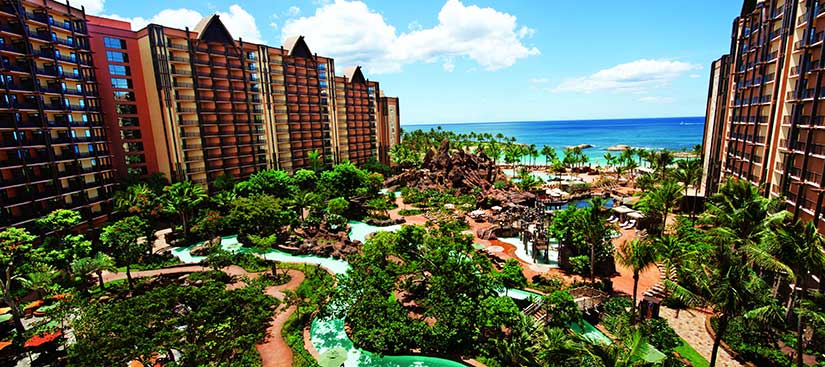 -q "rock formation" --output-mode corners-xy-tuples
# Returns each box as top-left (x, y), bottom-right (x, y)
(385, 139), (536, 206)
